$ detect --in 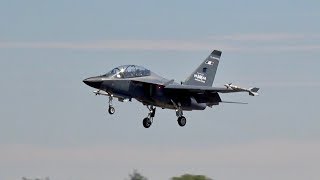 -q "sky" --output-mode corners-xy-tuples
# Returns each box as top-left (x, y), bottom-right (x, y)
(0, 0), (320, 180)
